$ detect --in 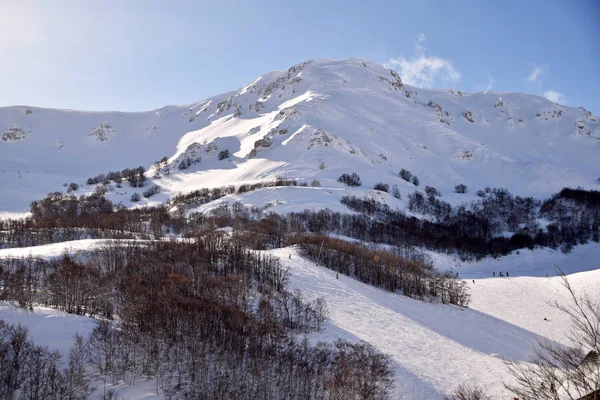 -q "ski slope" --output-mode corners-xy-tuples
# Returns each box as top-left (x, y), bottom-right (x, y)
(271, 246), (600, 399)
(430, 242), (600, 278)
